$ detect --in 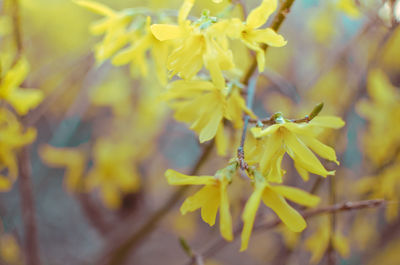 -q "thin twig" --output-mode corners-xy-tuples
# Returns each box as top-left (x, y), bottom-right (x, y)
(11, 0), (41, 264)
(182, 199), (385, 265)
(17, 148), (41, 265)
